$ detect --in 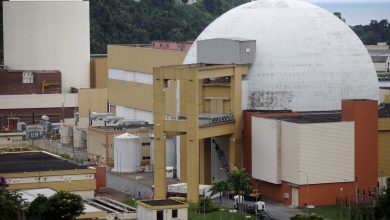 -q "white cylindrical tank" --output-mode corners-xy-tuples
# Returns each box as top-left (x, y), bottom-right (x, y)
(150, 136), (176, 168)
(113, 133), (140, 173)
